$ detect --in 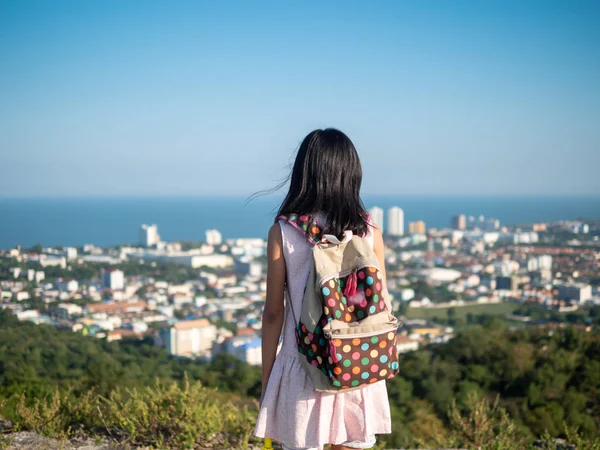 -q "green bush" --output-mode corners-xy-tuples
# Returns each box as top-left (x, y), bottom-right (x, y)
(4, 379), (256, 449)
